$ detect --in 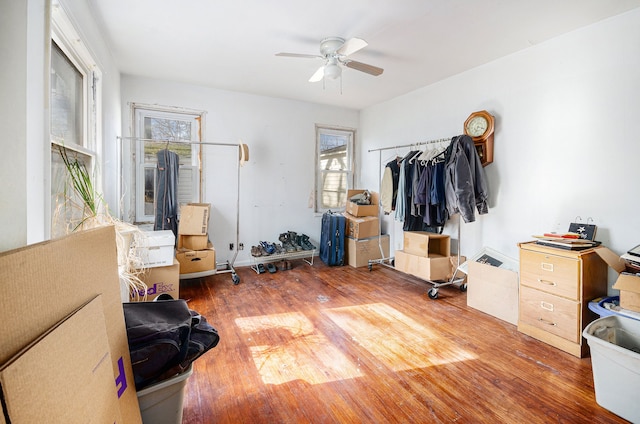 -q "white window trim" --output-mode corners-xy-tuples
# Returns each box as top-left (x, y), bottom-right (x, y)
(129, 103), (206, 224)
(49, 0), (102, 235)
(315, 125), (356, 213)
